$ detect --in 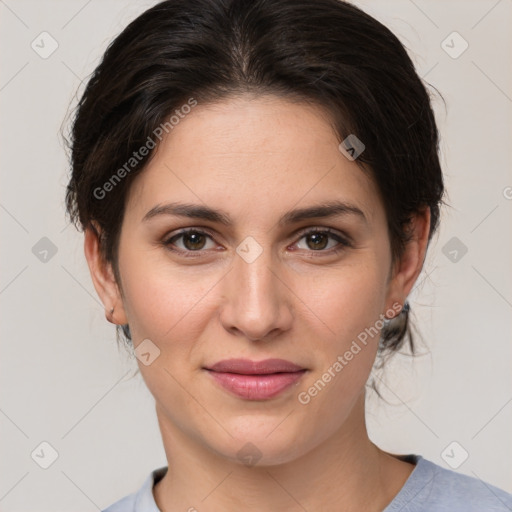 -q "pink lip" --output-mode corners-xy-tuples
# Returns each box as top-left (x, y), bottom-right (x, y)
(205, 358), (307, 400)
